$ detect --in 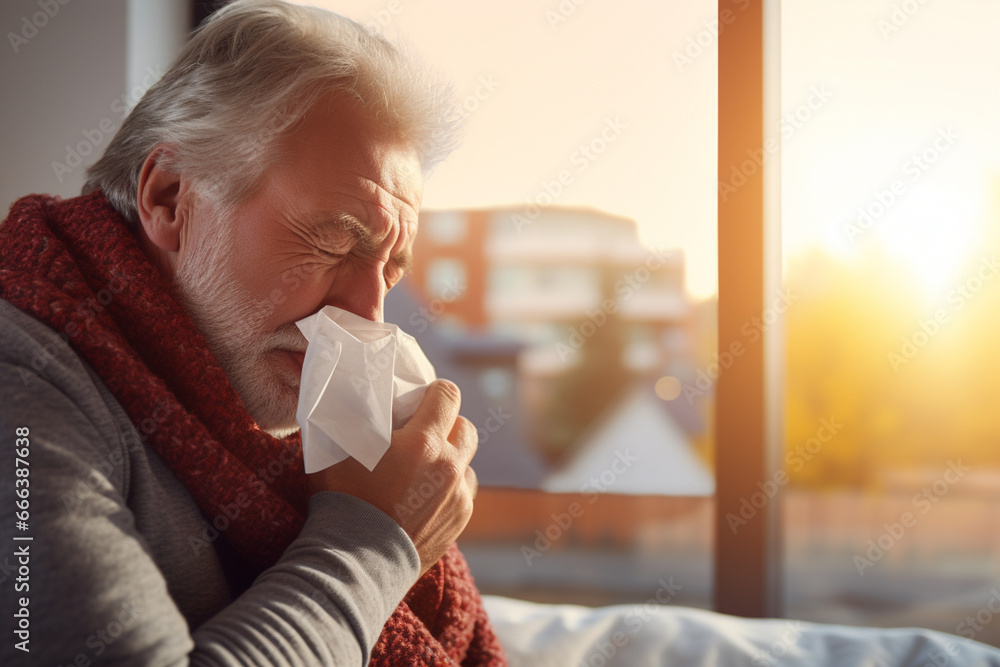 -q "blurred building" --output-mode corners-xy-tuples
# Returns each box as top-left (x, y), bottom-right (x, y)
(388, 205), (706, 493)
(408, 206), (689, 368)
